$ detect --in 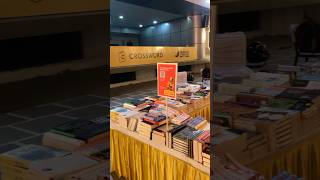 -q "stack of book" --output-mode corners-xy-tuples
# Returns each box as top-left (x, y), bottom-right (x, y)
(253, 86), (286, 97)
(155, 99), (186, 109)
(277, 88), (320, 104)
(43, 118), (108, 151)
(171, 113), (190, 125)
(194, 90), (209, 97)
(213, 126), (241, 146)
(186, 116), (208, 130)
(218, 83), (253, 96)
(152, 124), (178, 146)
(136, 120), (156, 139)
(66, 146), (109, 180)
(0, 145), (70, 180)
(188, 84), (202, 93)
(232, 113), (259, 132)
(245, 72), (289, 88)
(149, 105), (180, 119)
(142, 113), (167, 126)
(166, 125), (186, 148)
(234, 107), (298, 132)
(265, 98), (305, 111)
(123, 98), (150, 110)
(28, 153), (98, 180)
(110, 107), (140, 128)
(127, 114), (141, 132)
(202, 147), (210, 167)
(193, 130), (210, 163)
(145, 95), (162, 102)
(235, 93), (272, 108)
(172, 126), (203, 157)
